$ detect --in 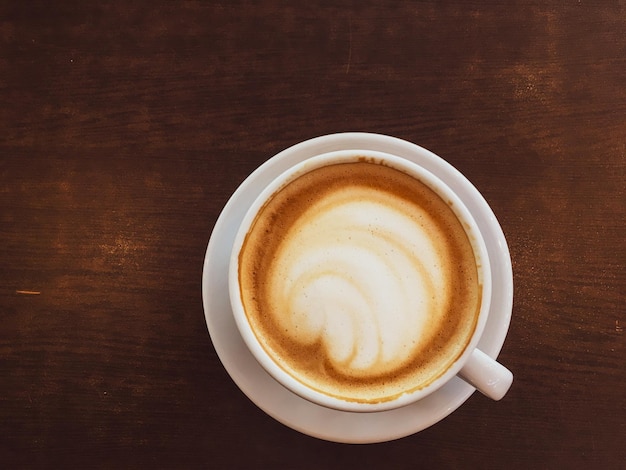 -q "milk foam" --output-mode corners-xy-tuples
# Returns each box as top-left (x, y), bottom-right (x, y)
(267, 187), (450, 377)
